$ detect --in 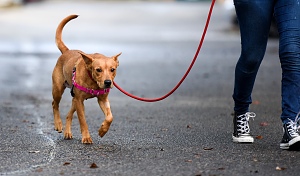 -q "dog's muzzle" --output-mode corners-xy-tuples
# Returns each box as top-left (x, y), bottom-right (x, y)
(104, 80), (112, 88)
